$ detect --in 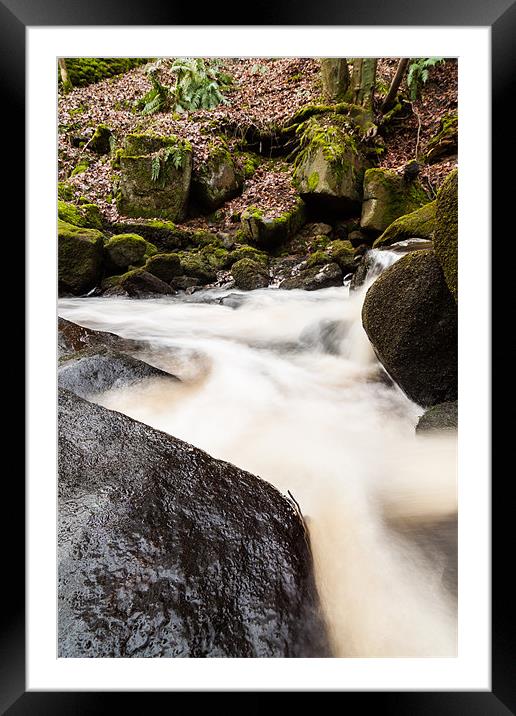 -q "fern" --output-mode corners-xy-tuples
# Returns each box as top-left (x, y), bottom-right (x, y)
(150, 145), (186, 183)
(169, 58), (230, 112)
(407, 58), (444, 101)
(151, 155), (161, 182)
(134, 61), (170, 115)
